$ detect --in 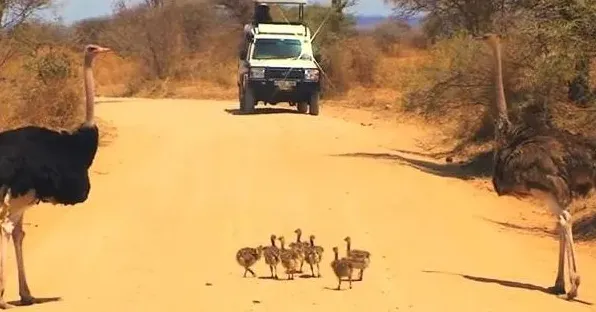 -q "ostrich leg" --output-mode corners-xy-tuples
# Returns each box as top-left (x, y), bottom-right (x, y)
(560, 210), (580, 300)
(12, 214), (35, 305)
(0, 220), (14, 309)
(0, 188), (13, 309)
(549, 222), (566, 295)
(548, 196), (580, 300)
